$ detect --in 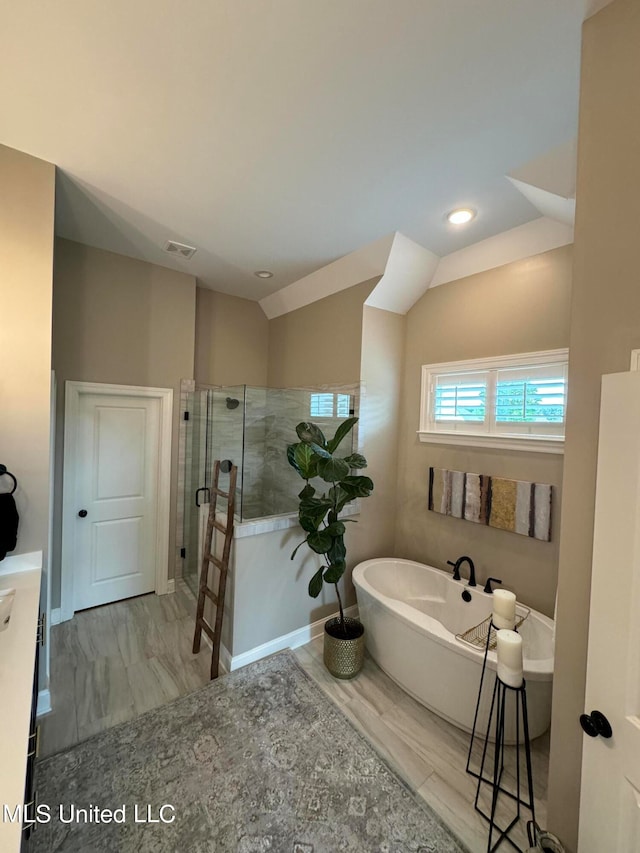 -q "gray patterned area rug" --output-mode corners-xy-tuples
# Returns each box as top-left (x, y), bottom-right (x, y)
(33, 651), (467, 853)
